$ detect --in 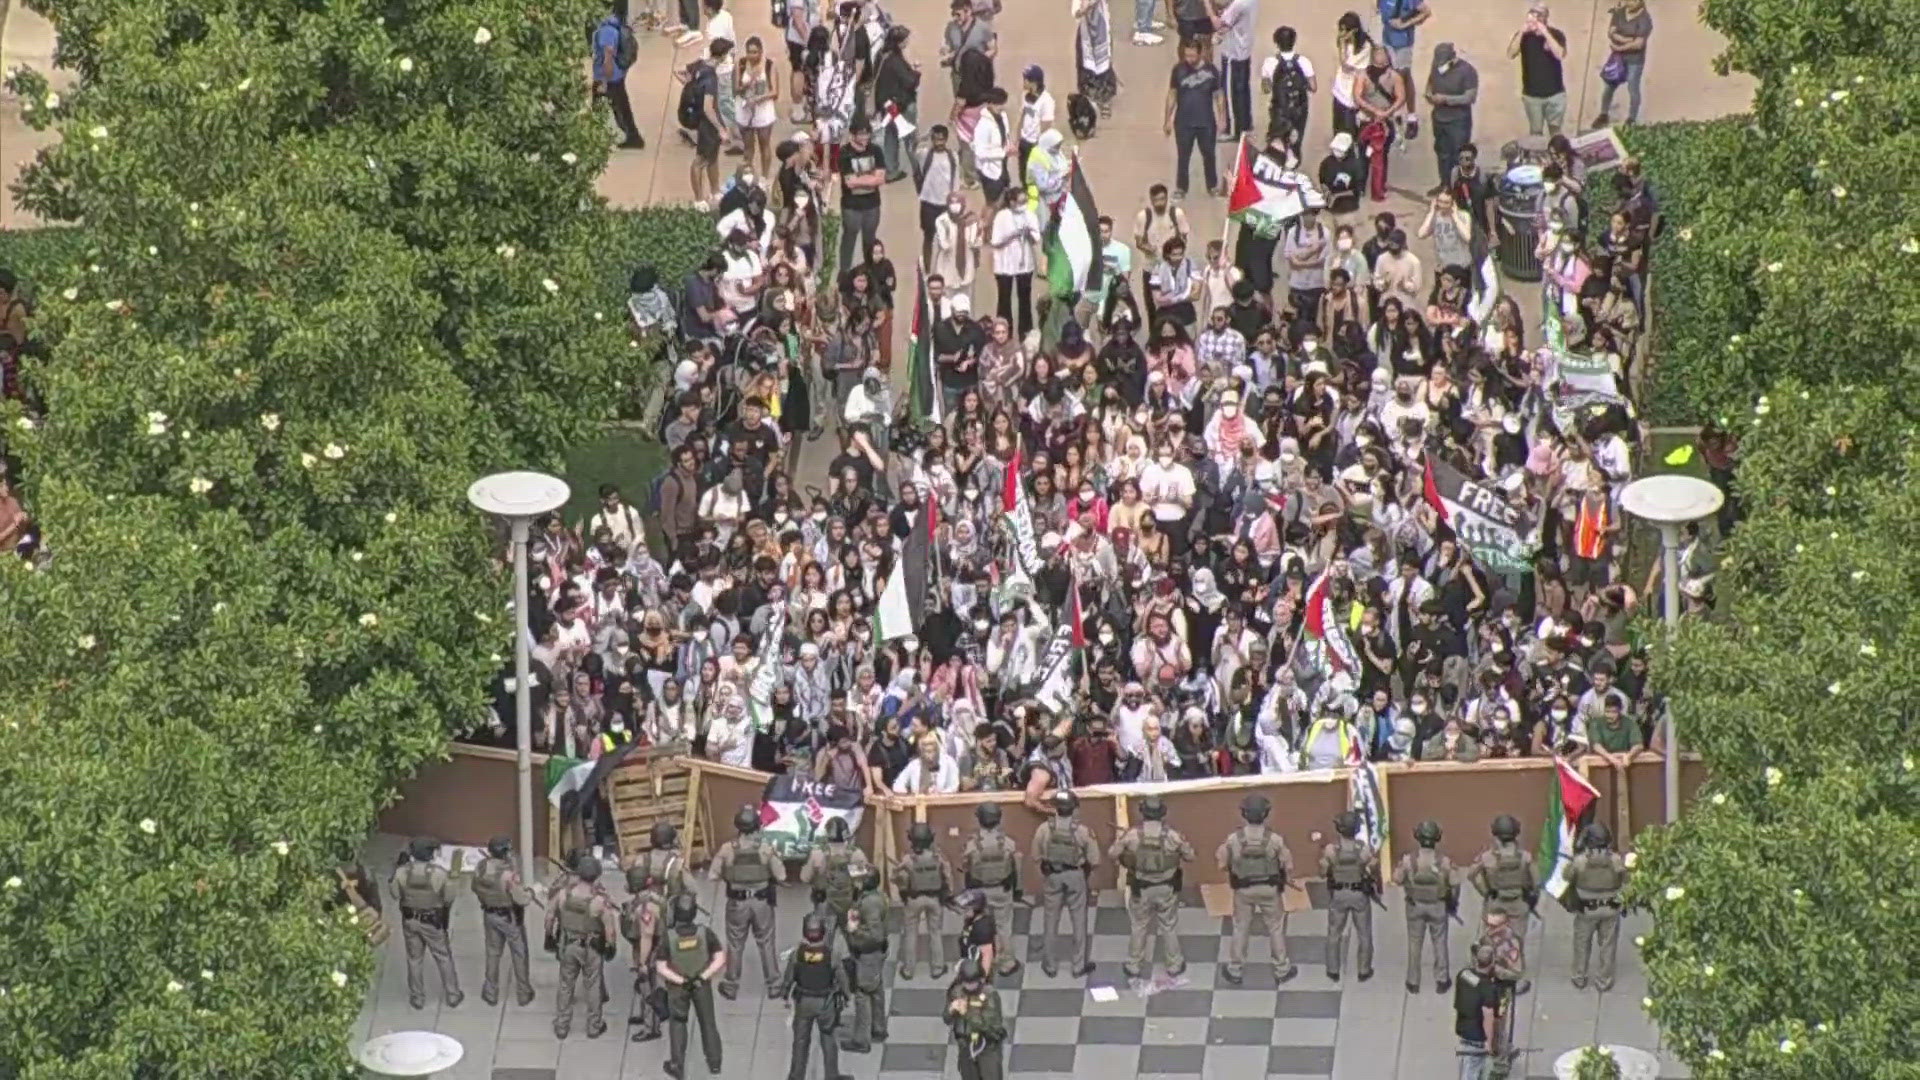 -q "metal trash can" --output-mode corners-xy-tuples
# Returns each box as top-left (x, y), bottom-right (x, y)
(1496, 163), (1545, 283)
